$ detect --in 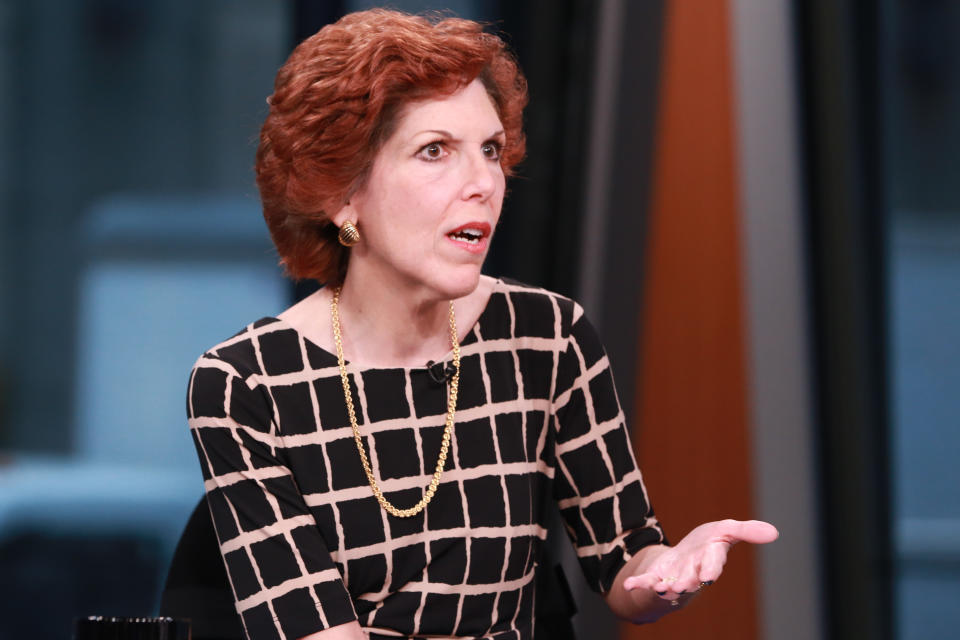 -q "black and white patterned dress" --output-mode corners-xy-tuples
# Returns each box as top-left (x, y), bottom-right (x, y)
(187, 278), (665, 640)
